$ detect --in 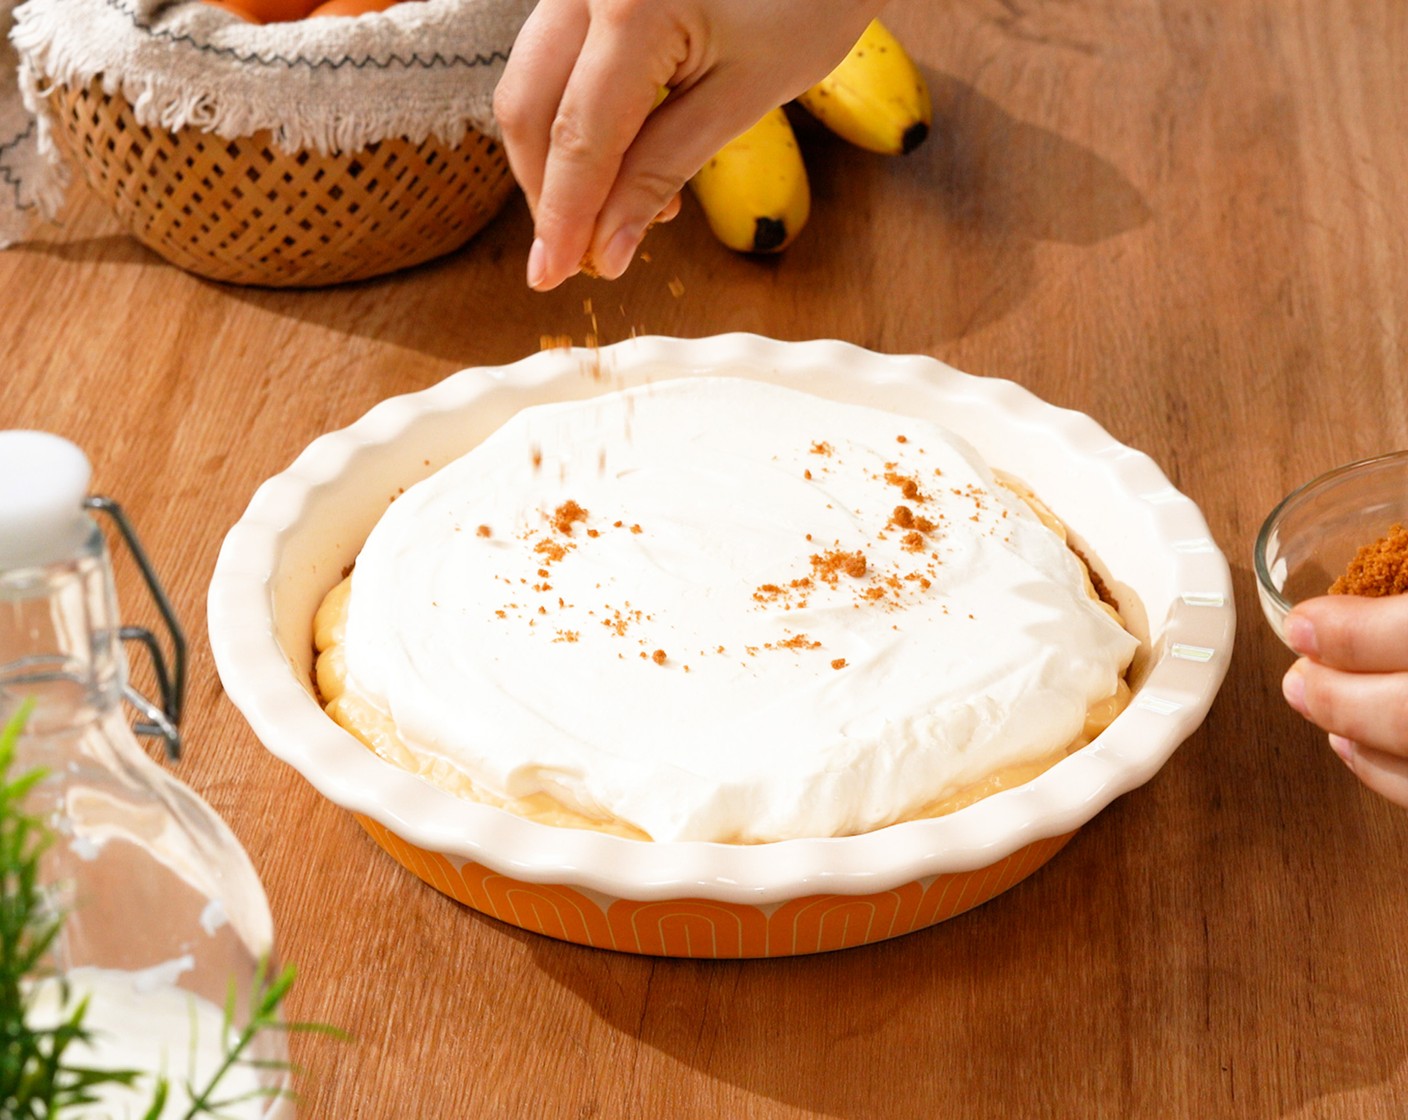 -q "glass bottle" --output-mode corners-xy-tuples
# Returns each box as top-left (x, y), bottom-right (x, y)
(0, 430), (290, 1119)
